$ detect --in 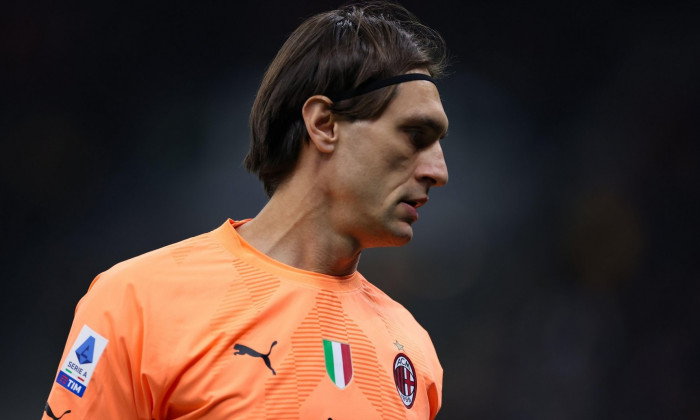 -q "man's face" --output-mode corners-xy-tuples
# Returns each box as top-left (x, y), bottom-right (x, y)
(330, 71), (449, 248)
